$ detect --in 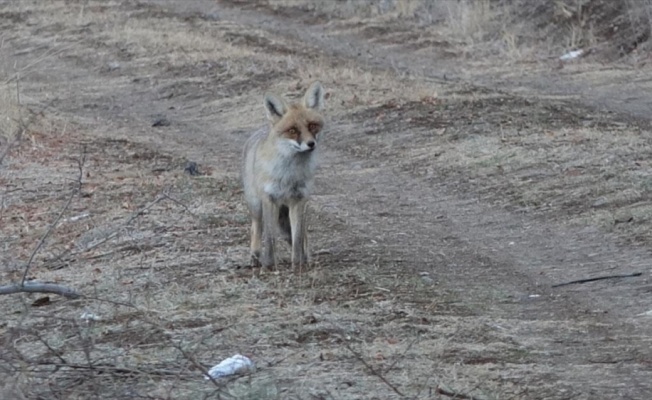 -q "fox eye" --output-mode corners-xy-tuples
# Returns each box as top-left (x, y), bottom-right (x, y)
(287, 127), (298, 136)
(308, 123), (320, 134)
